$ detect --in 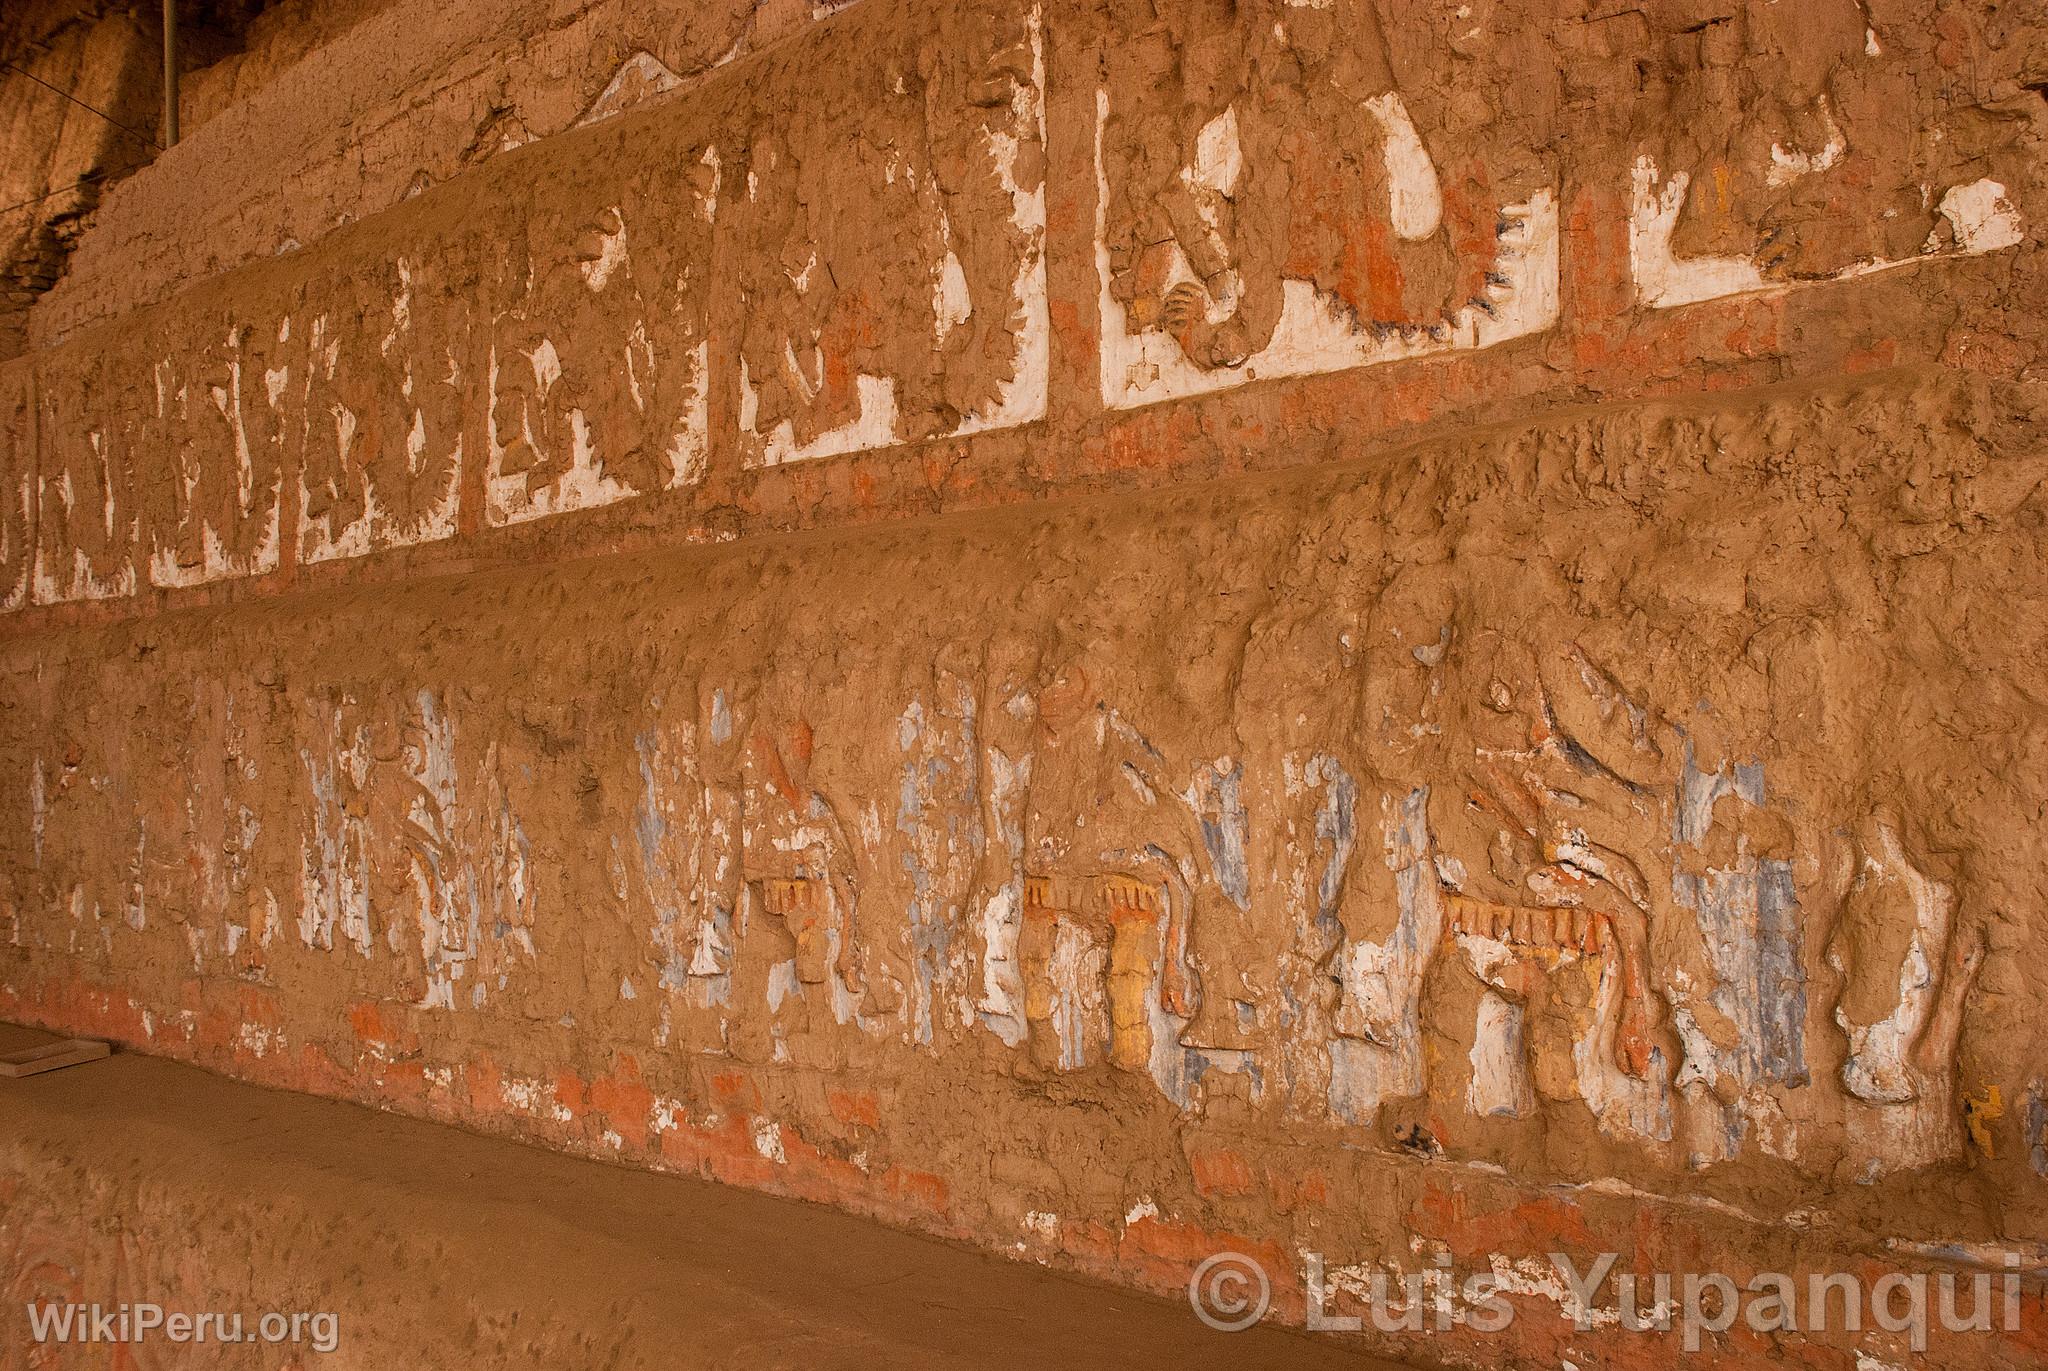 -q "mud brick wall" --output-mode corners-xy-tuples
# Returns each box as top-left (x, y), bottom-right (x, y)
(0, 3), (162, 360)
(5, 2), (2048, 1366)
(25, 0), (864, 349)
